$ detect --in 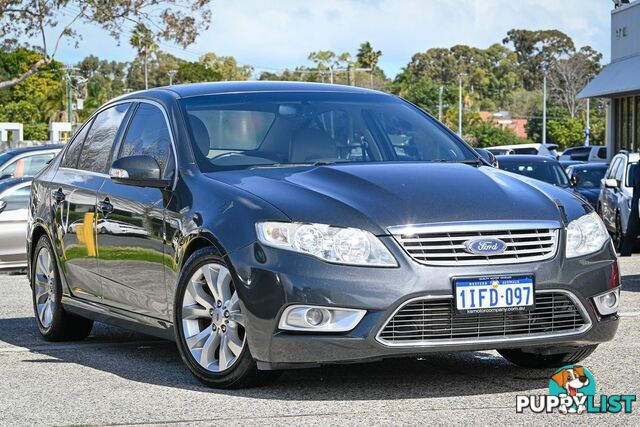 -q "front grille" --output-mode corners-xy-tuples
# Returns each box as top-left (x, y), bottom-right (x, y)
(376, 291), (590, 346)
(390, 222), (560, 266)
